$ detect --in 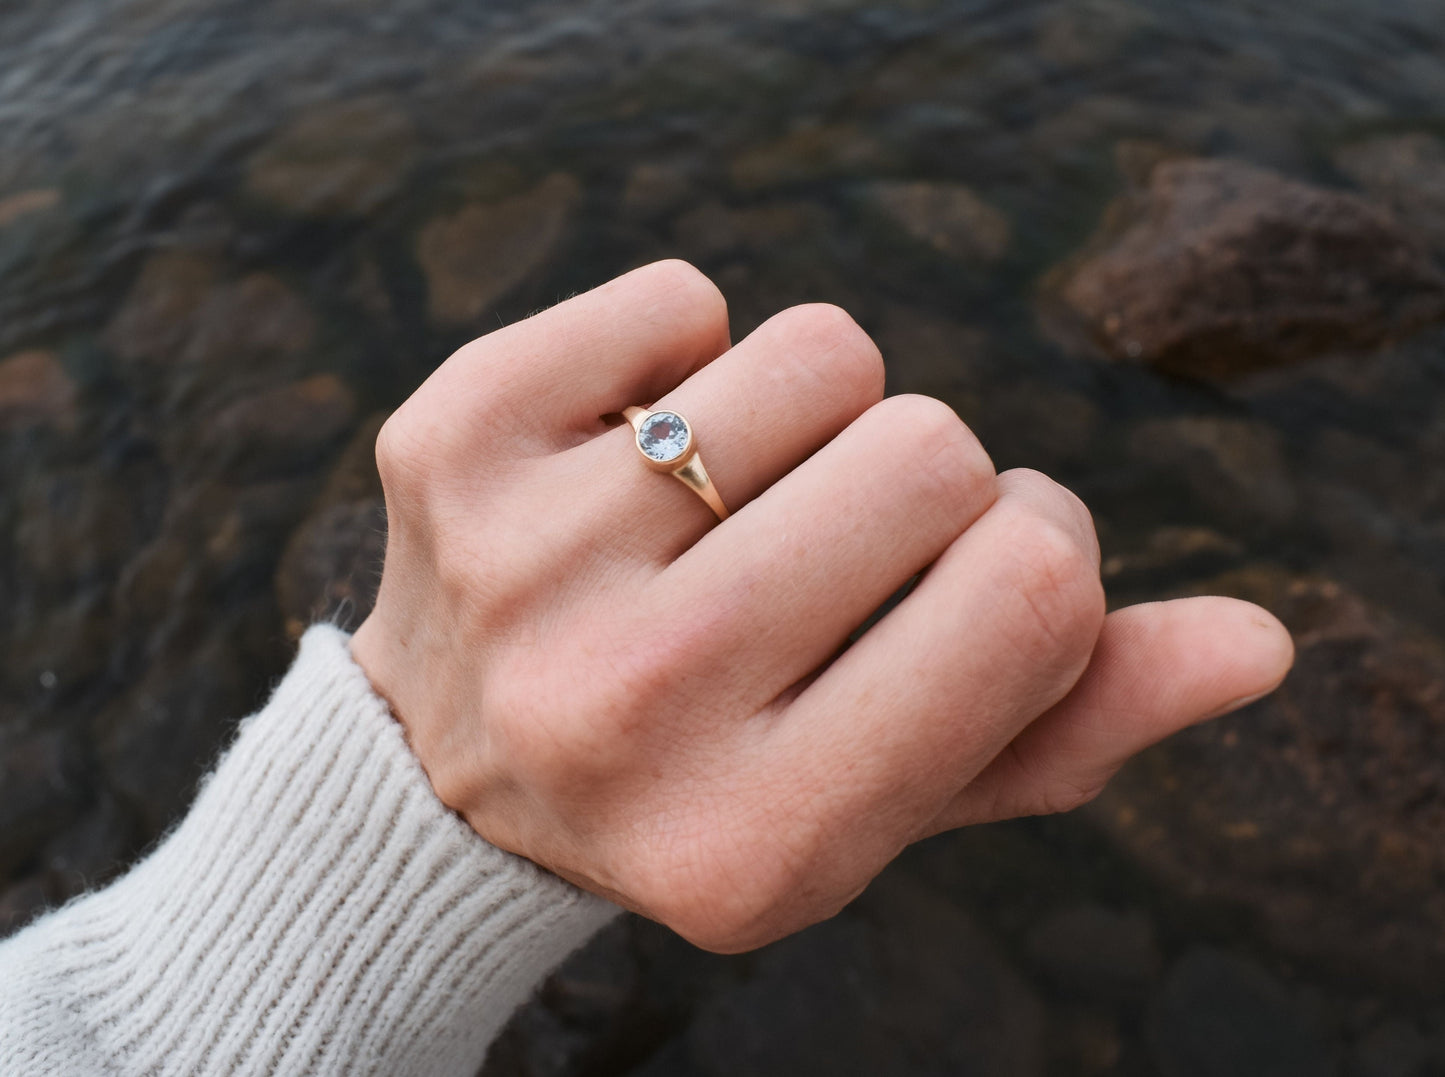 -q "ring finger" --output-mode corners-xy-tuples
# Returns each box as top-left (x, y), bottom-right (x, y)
(553, 303), (887, 565)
